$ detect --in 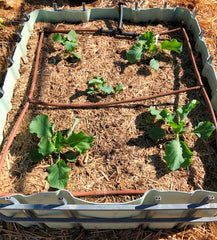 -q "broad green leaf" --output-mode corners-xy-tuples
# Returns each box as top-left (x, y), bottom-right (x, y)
(29, 114), (53, 138)
(168, 121), (186, 135)
(149, 44), (157, 55)
(65, 152), (77, 162)
(51, 123), (55, 135)
(150, 107), (175, 123)
(100, 85), (114, 94)
(88, 76), (107, 86)
(160, 110), (175, 123)
(73, 134), (94, 154)
(163, 139), (193, 171)
(67, 118), (80, 138)
(149, 127), (165, 140)
(47, 161), (71, 189)
(150, 106), (163, 119)
(150, 58), (159, 70)
(114, 83), (123, 93)
(29, 149), (44, 163)
(193, 121), (216, 138)
(52, 131), (65, 153)
(177, 99), (199, 122)
(67, 30), (77, 42)
(160, 39), (183, 53)
(65, 41), (78, 52)
(71, 51), (82, 59)
(38, 137), (56, 156)
(137, 31), (155, 47)
(127, 44), (146, 63)
(67, 132), (94, 154)
(52, 33), (65, 44)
